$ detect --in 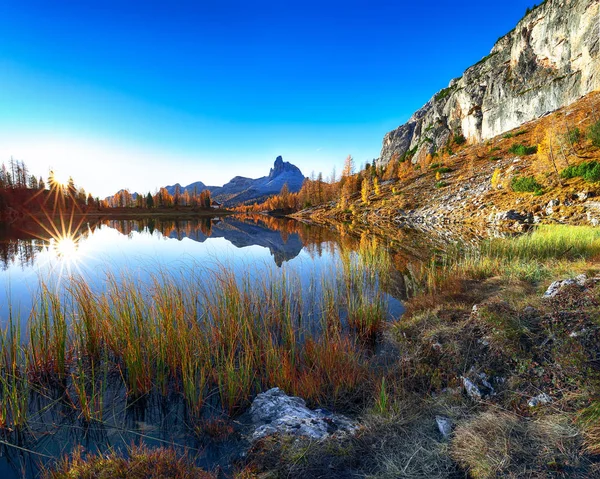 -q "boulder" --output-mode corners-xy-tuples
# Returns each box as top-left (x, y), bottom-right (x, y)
(545, 199), (560, 216)
(461, 371), (497, 401)
(249, 388), (357, 441)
